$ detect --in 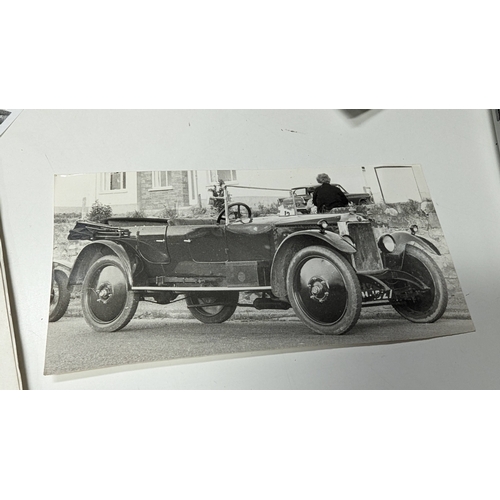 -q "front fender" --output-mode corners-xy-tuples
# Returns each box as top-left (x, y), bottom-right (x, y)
(383, 231), (440, 269)
(270, 230), (356, 298)
(389, 231), (440, 255)
(68, 241), (134, 288)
